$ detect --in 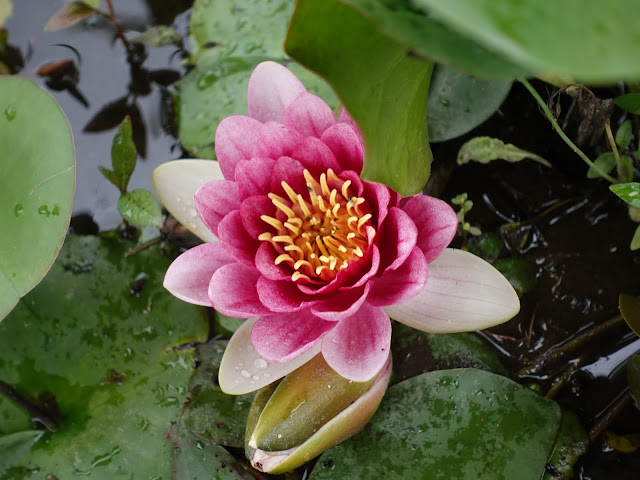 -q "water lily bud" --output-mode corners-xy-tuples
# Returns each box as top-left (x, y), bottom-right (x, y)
(245, 353), (392, 474)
